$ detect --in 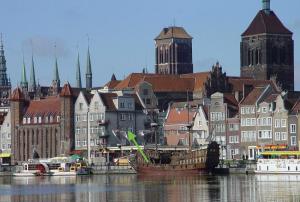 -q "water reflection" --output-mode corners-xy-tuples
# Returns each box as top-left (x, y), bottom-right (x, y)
(0, 174), (300, 202)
